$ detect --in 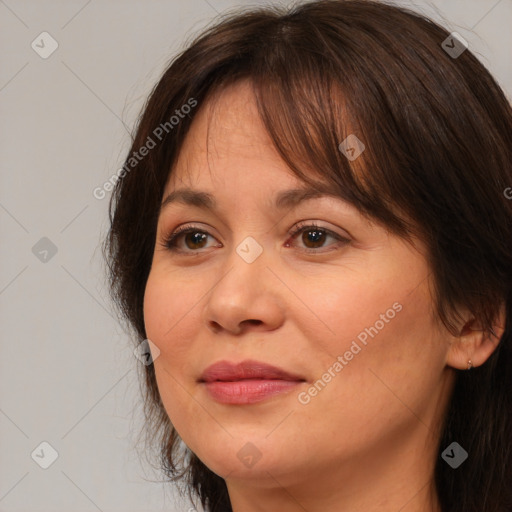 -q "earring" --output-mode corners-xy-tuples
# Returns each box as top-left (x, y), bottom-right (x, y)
(467, 359), (473, 370)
